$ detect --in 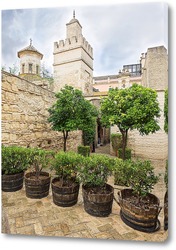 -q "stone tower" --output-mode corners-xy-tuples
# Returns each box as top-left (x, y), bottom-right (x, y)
(141, 45), (168, 90)
(53, 11), (93, 95)
(17, 39), (43, 80)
